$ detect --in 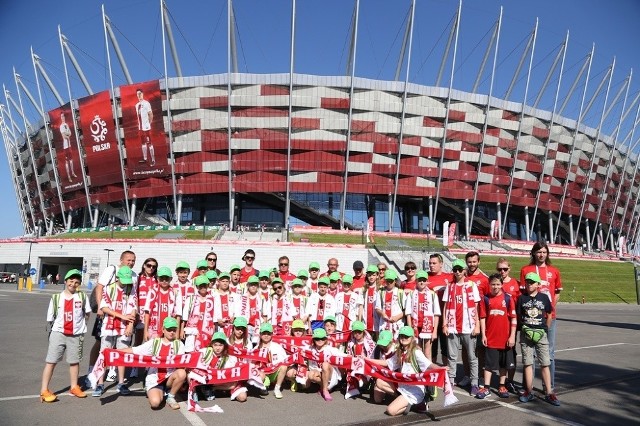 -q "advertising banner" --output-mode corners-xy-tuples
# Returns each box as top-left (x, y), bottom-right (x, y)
(78, 90), (122, 186)
(120, 80), (169, 179)
(48, 105), (83, 194)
